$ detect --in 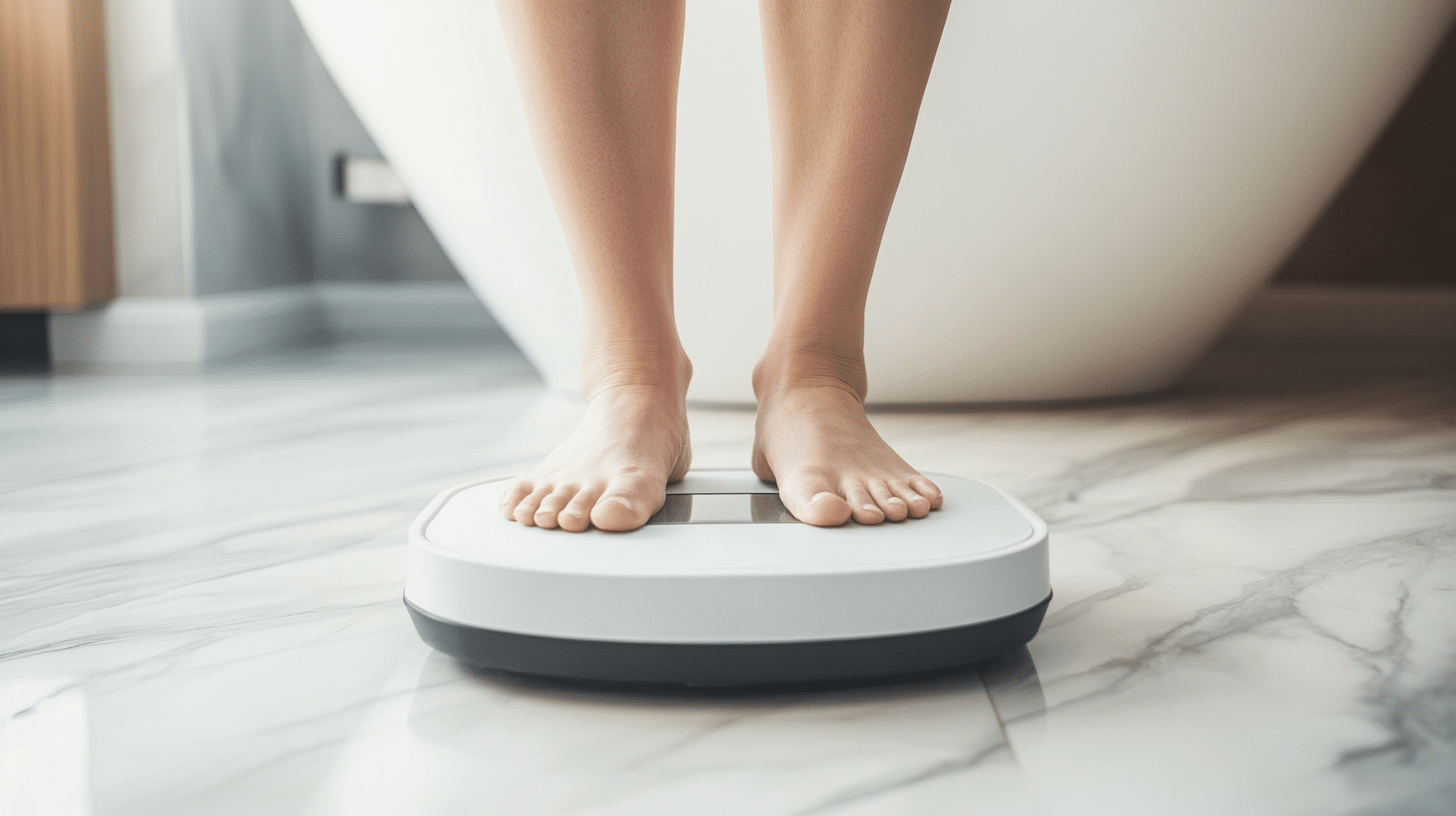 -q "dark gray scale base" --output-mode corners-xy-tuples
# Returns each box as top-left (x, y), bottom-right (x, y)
(405, 594), (1051, 688)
